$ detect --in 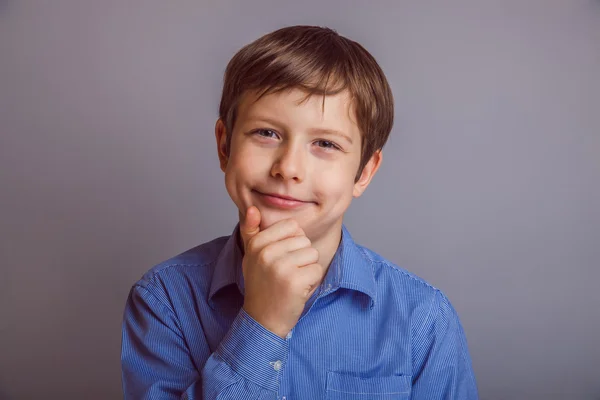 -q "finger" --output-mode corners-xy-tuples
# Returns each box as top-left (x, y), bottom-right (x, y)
(258, 235), (312, 265)
(250, 218), (305, 251)
(272, 246), (320, 270)
(240, 206), (261, 250)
